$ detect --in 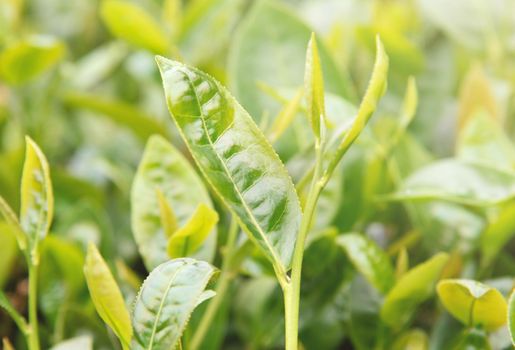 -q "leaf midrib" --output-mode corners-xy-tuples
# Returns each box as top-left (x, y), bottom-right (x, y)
(180, 68), (285, 272)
